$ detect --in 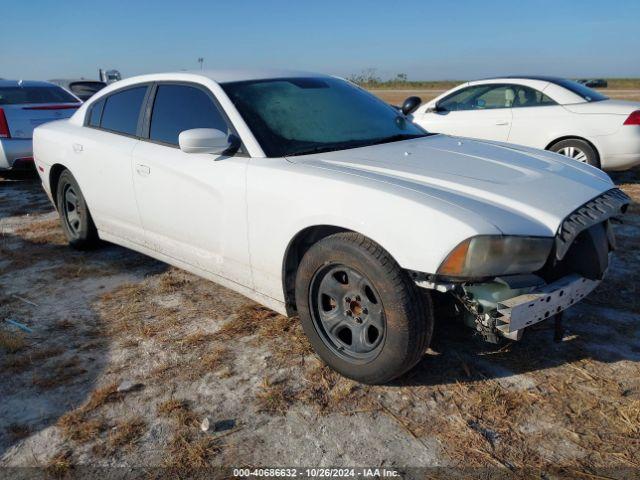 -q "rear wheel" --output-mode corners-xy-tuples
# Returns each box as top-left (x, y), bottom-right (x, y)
(295, 232), (433, 384)
(56, 170), (99, 249)
(549, 139), (600, 168)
